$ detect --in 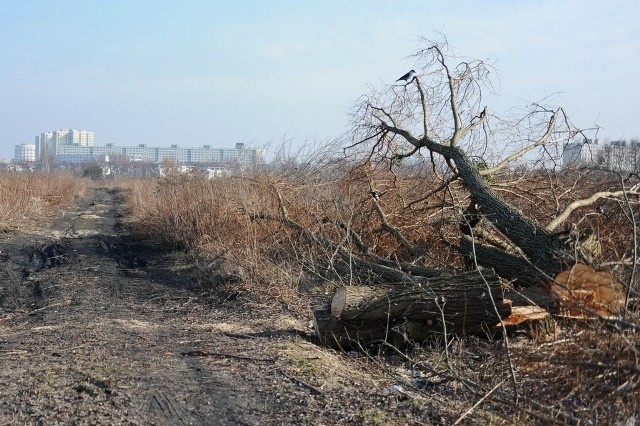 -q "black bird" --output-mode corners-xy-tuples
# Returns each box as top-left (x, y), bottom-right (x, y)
(396, 69), (416, 82)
